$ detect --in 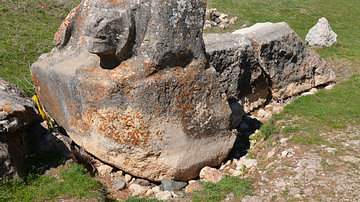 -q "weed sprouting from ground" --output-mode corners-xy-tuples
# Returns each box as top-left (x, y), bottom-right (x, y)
(260, 122), (279, 140)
